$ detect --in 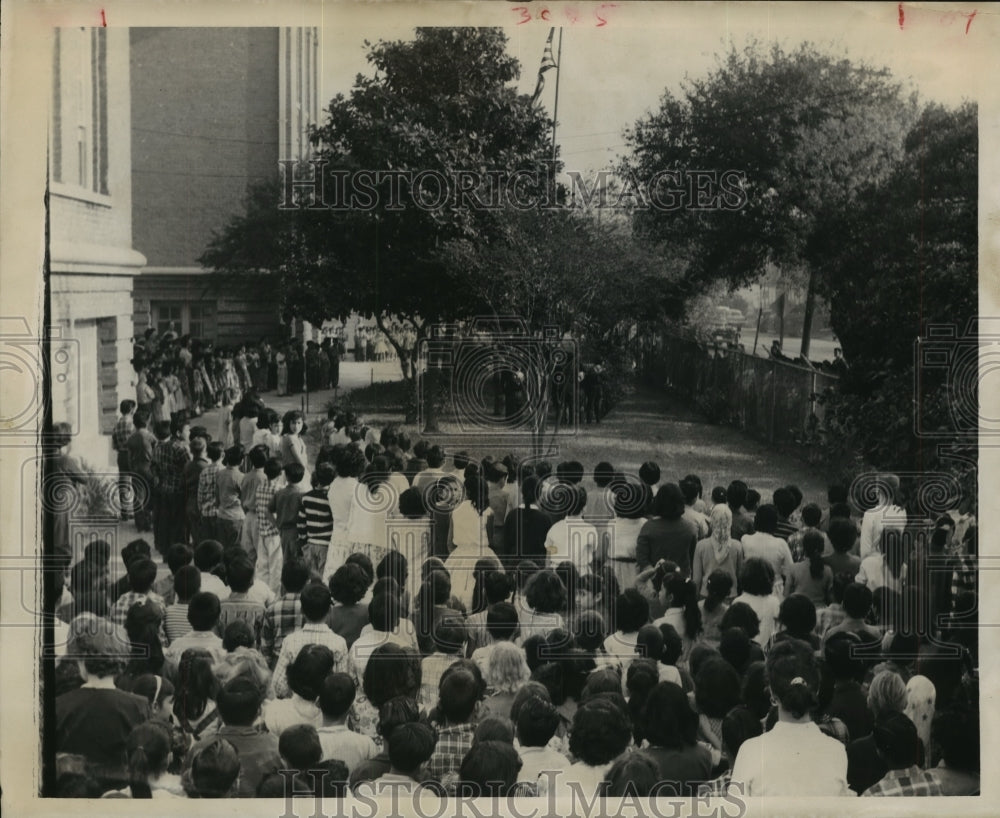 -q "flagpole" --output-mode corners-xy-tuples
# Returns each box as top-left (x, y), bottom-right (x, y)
(551, 28), (563, 163)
